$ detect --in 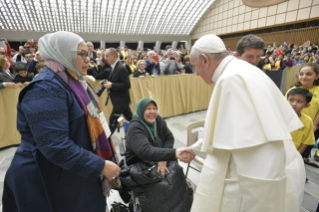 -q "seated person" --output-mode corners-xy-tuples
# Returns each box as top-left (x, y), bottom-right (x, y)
(0, 55), (16, 89)
(14, 62), (34, 87)
(183, 56), (195, 74)
(287, 88), (315, 154)
(134, 60), (147, 78)
(122, 98), (192, 212)
(87, 56), (111, 80)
